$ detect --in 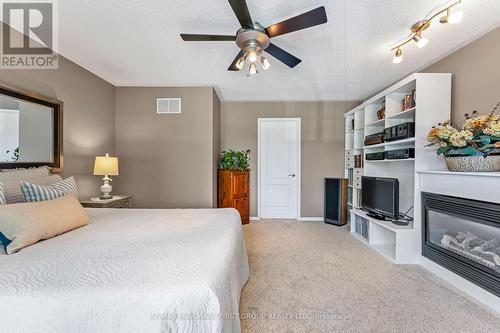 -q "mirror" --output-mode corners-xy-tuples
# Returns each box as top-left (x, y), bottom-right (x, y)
(0, 83), (62, 171)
